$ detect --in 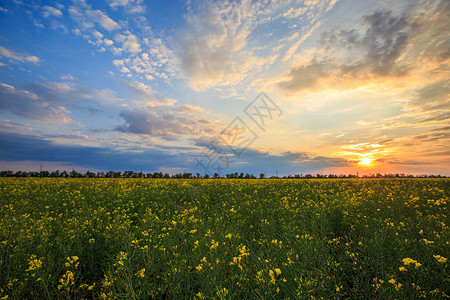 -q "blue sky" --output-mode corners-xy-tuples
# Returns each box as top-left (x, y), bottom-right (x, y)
(0, 0), (448, 175)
